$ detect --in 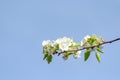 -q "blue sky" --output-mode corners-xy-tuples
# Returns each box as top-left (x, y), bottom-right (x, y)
(0, 0), (120, 80)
